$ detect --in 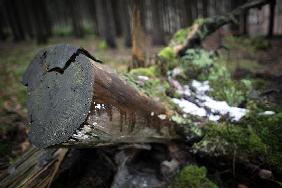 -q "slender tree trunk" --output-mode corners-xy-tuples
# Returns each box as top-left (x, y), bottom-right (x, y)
(5, 0), (25, 41)
(240, 10), (248, 35)
(30, 0), (49, 44)
(151, 0), (166, 45)
(267, 0), (276, 37)
(119, 0), (132, 47)
(87, 0), (99, 35)
(41, 0), (52, 38)
(0, 5), (8, 40)
(68, 0), (84, 38)
(202, 0), (208, 18)
(111, 0), (122, 37)
(95, 0), (116, 48)
(183, 0), (193, 27)
(131, 0), (146, 68)
(22, 0), (35, 39)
